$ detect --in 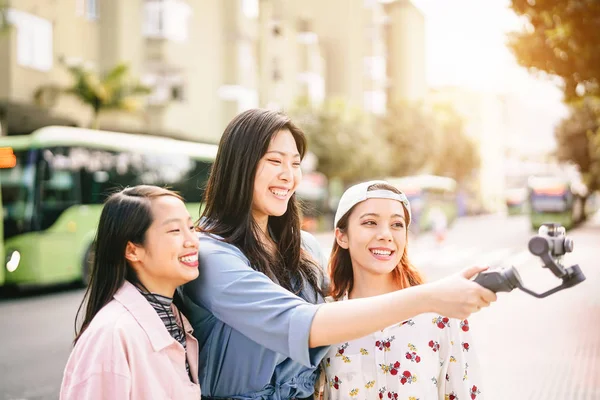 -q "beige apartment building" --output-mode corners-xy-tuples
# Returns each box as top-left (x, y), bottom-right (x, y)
(0, 0), (423, 142)
(1, 0), (266, 142)
(283, 0), (425, 113)
(384, 0), (426, 104)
